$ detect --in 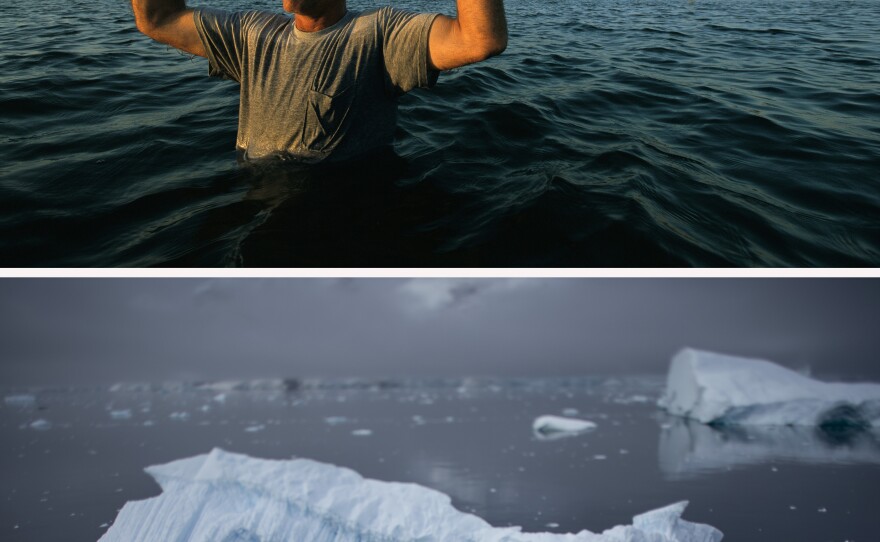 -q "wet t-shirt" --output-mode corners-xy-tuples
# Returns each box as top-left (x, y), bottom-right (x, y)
(194, 7), (439, 162)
